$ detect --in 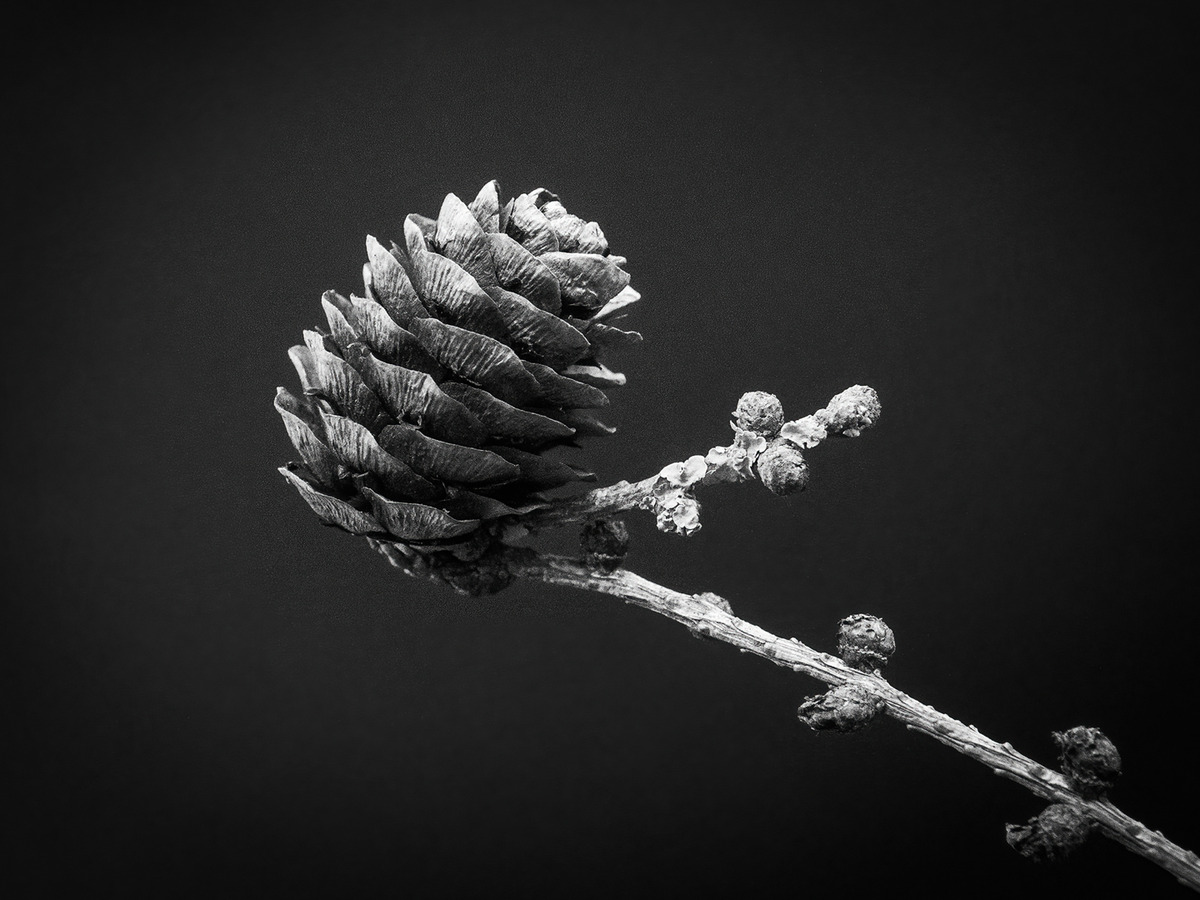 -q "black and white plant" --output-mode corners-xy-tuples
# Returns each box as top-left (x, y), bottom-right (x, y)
(276, 182), (1199, 892)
